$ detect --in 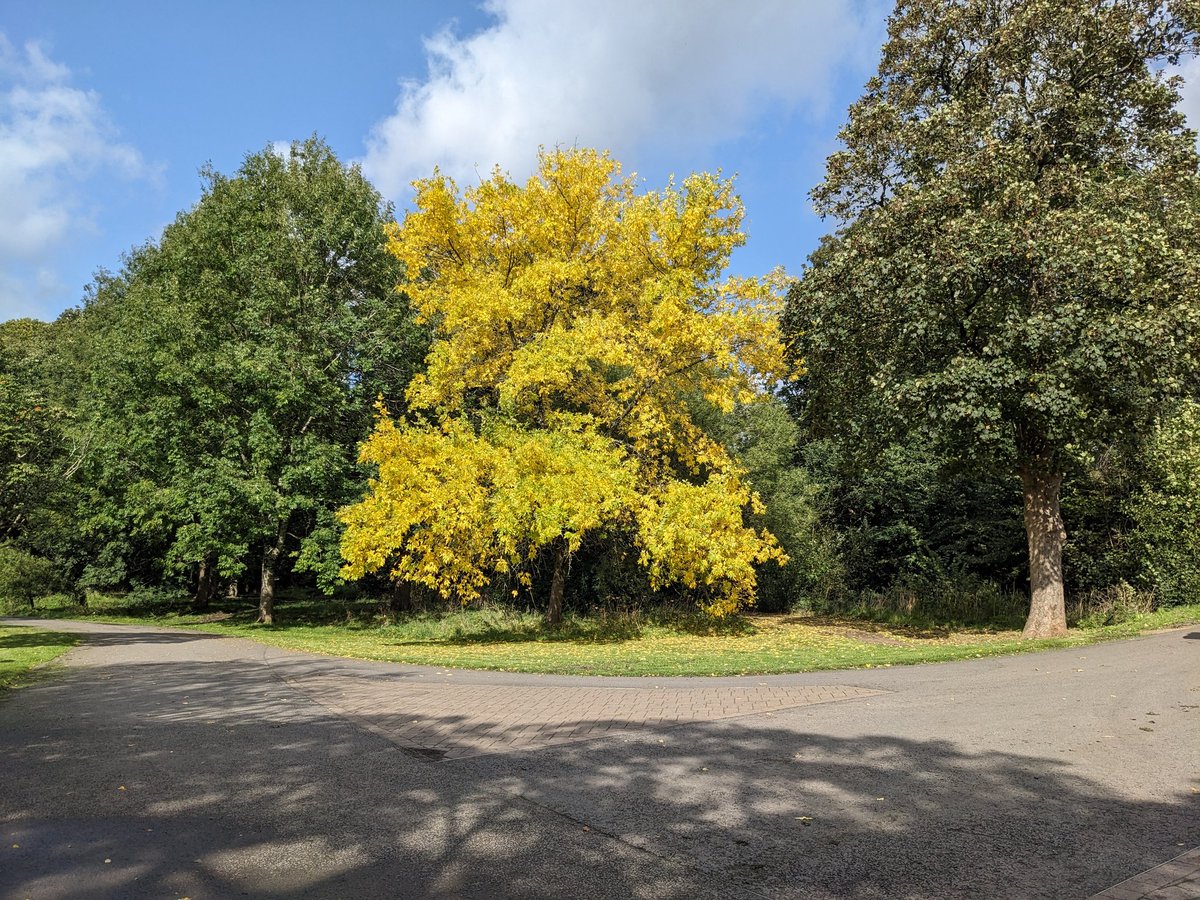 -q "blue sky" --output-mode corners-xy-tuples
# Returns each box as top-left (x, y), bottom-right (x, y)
(3, 1), (1197, 323)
